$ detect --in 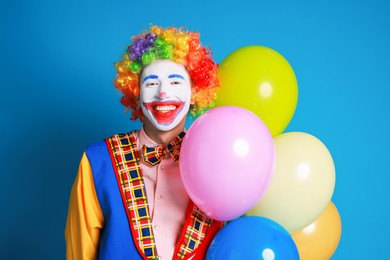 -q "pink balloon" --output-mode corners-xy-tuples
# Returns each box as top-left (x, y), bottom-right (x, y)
(180, 106), (275, 221)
